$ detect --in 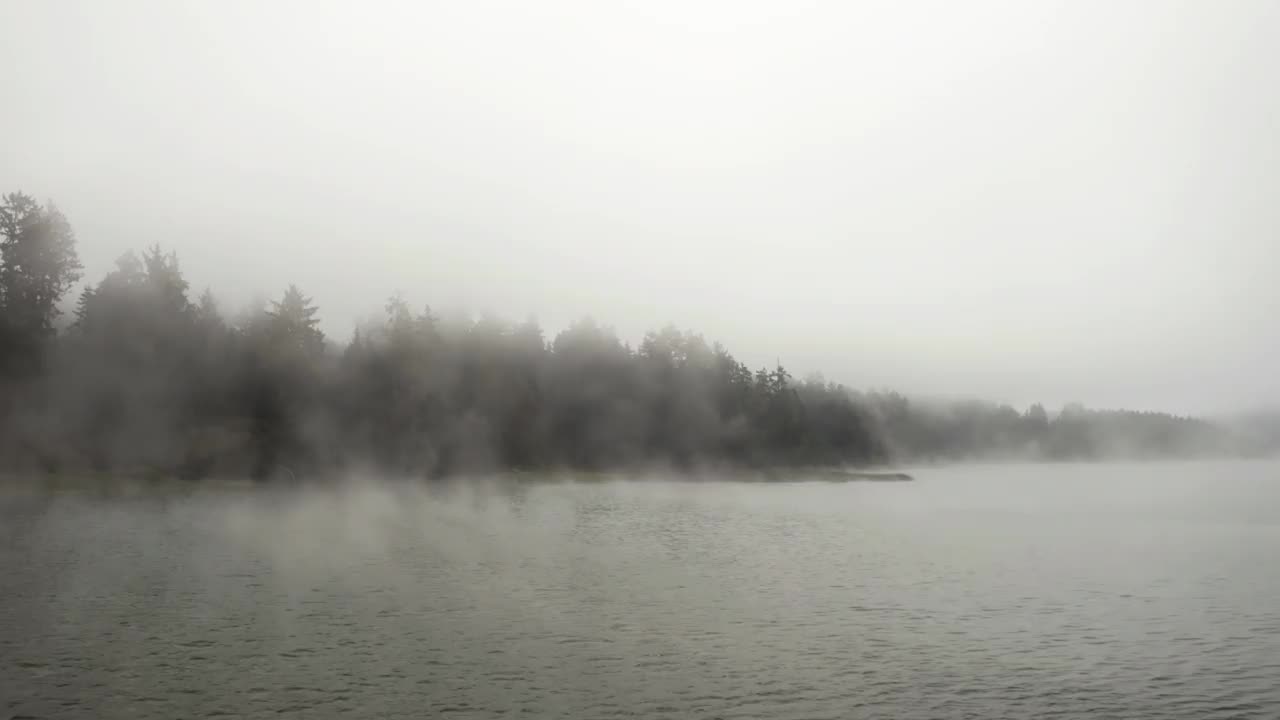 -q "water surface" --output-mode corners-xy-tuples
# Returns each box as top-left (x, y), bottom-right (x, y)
(3, 461), (1279, 719)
